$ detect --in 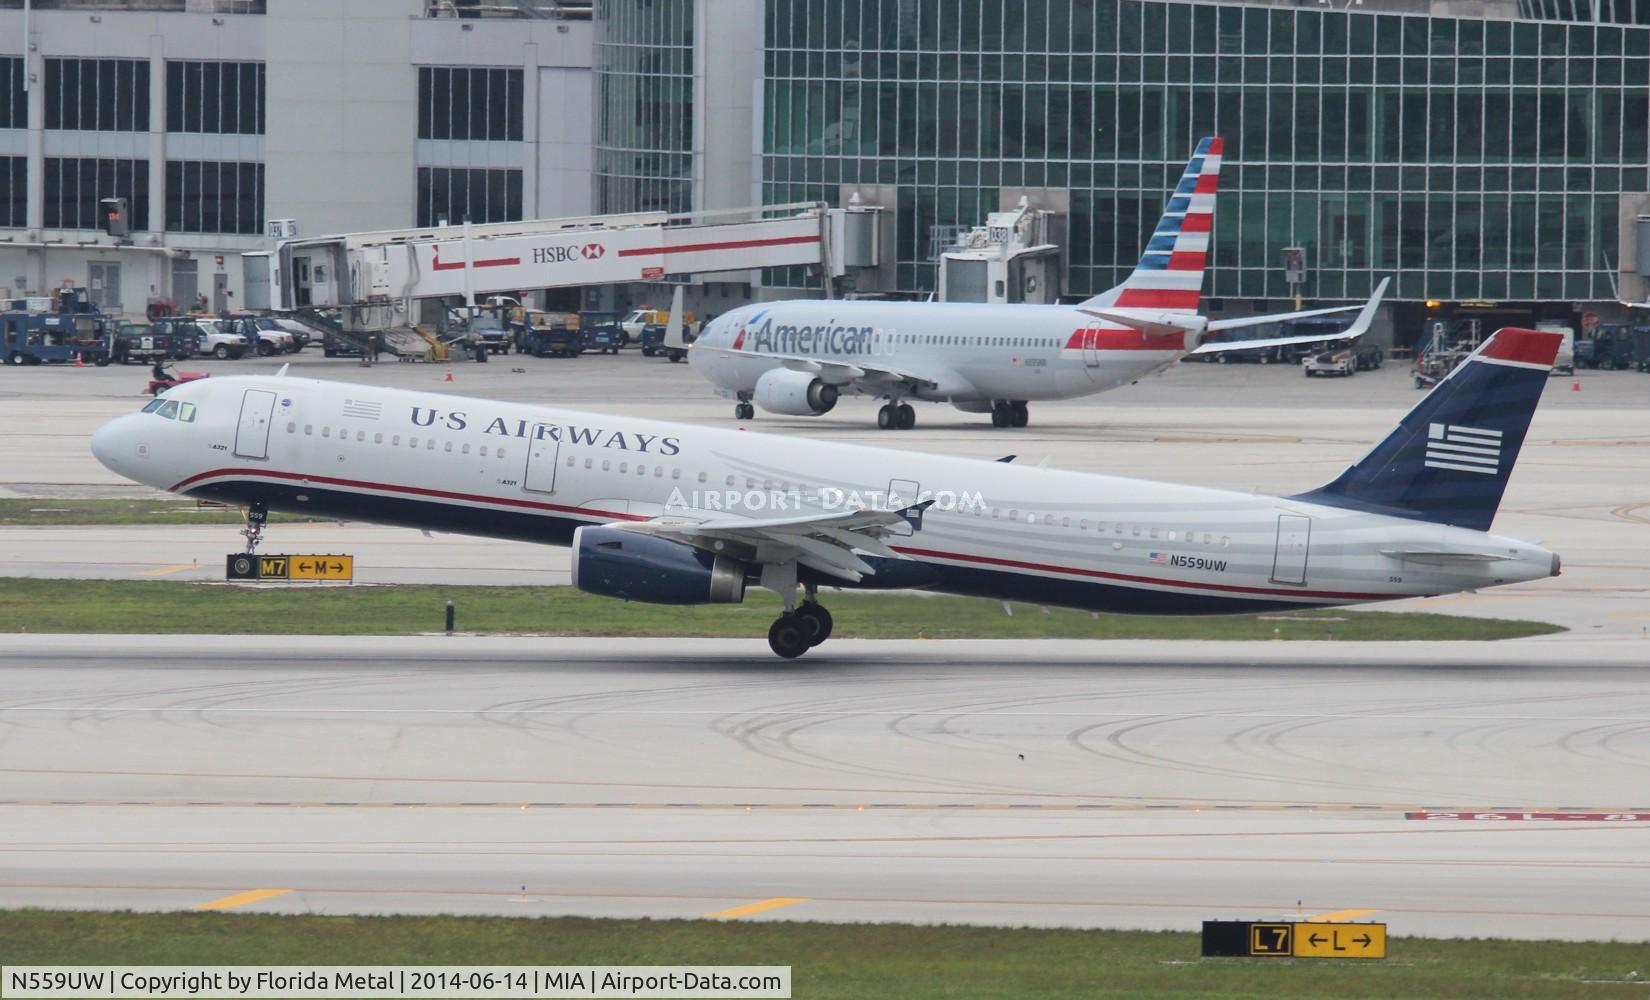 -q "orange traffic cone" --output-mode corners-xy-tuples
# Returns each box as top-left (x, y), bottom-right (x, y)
(74, 353), (83, 368)
(443, 370), (453, 382)
(1571, 379), (1581, 391)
